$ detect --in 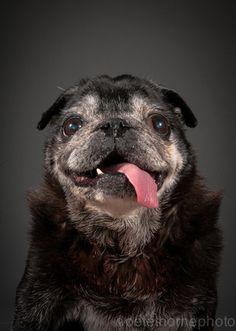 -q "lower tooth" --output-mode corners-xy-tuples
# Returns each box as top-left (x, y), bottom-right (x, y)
(96, 168), (104, 175)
